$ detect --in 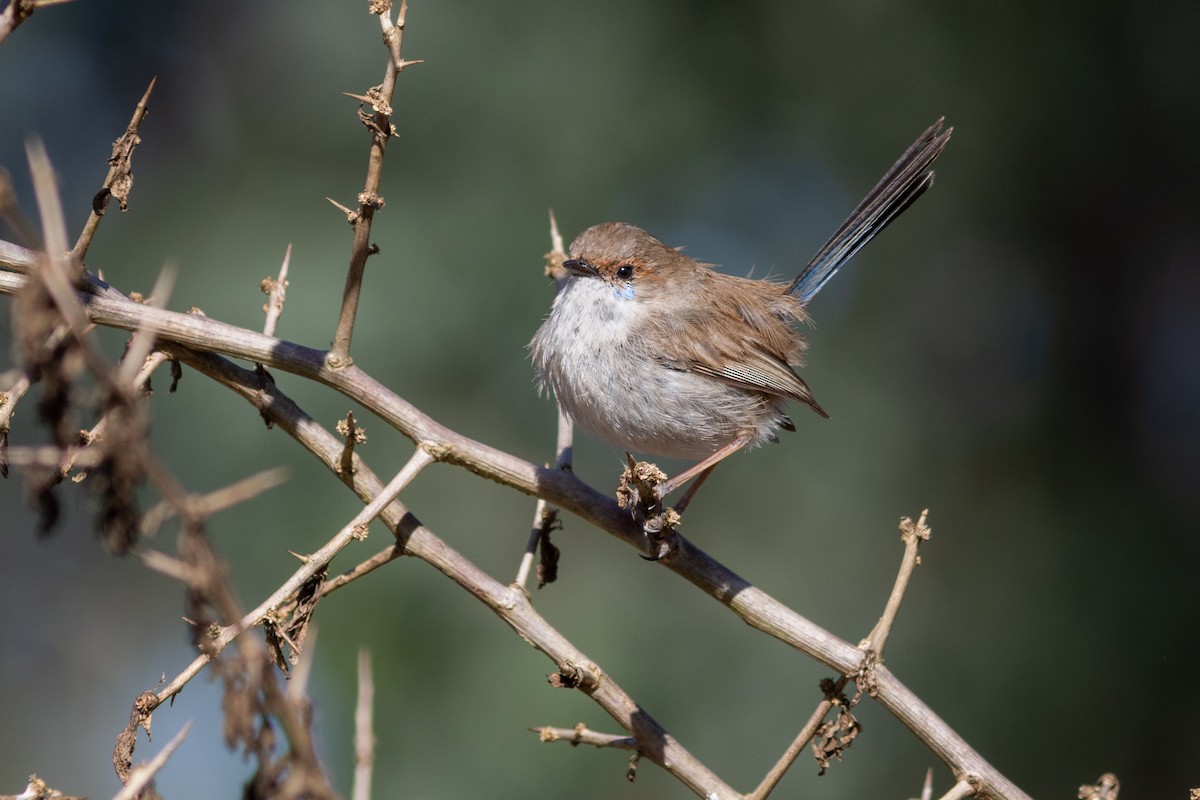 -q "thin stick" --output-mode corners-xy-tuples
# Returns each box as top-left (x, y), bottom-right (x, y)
(353, 648), (376, 800)
(934, 779), (977, 800)
(114, 264), (175, 388)
(2, 444), (103, 470)
(861, 510), (931, 656)
(748, 678), (846, 800)
(169, 509), (331, 794)
(547, 208), (566, 262)
(110, 721), (192, 800)
(320, 547), (402, 596)
(533, 724), (637, 750)
(548, 214), (575, 468)
(154, 447), (433, 705)
(0, 372), (32, 424)
(329, 0), (416, 365)
(516, 215), (575, 589)
(28, 139), (72, 268)
(27, 141), (145, 392)
(286, 625), (318, 705)
(516, 501), (547, 588)
(262, 244), (291, 337)
(73, 77), (156, 262)
(753, 512), (931, 797)
(138, 466), (289, 538)
(0, 0), (74, 47)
